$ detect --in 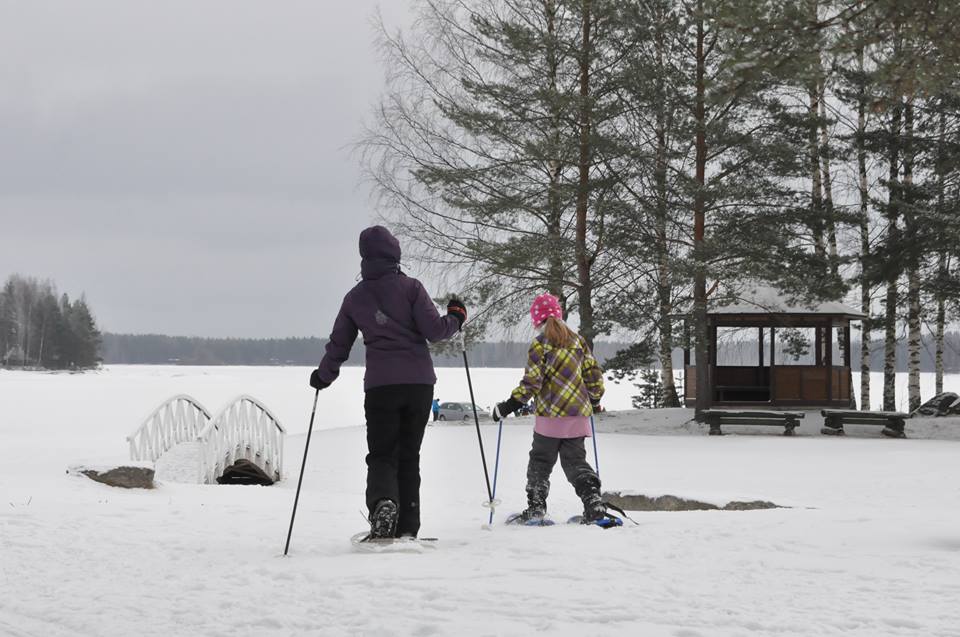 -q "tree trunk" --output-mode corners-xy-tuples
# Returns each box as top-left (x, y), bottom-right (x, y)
(935, 260), (946, 395)
(906, 270), (921, 411)
(545, 0), (565, 305)
(856, 59), (872, 410)
(819, 89), (838, 274)
(37, 314), (46, 367)
(807, 1), (825, 262)
(654, 12), (679, 408)
(882, 104), (902, 412)
(693, 1), (710, 418)
(574, 0), (594, 349)
(935, 107), (948, 395)
(808, 83), (826, 261)
(903, 100), (921, 412)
